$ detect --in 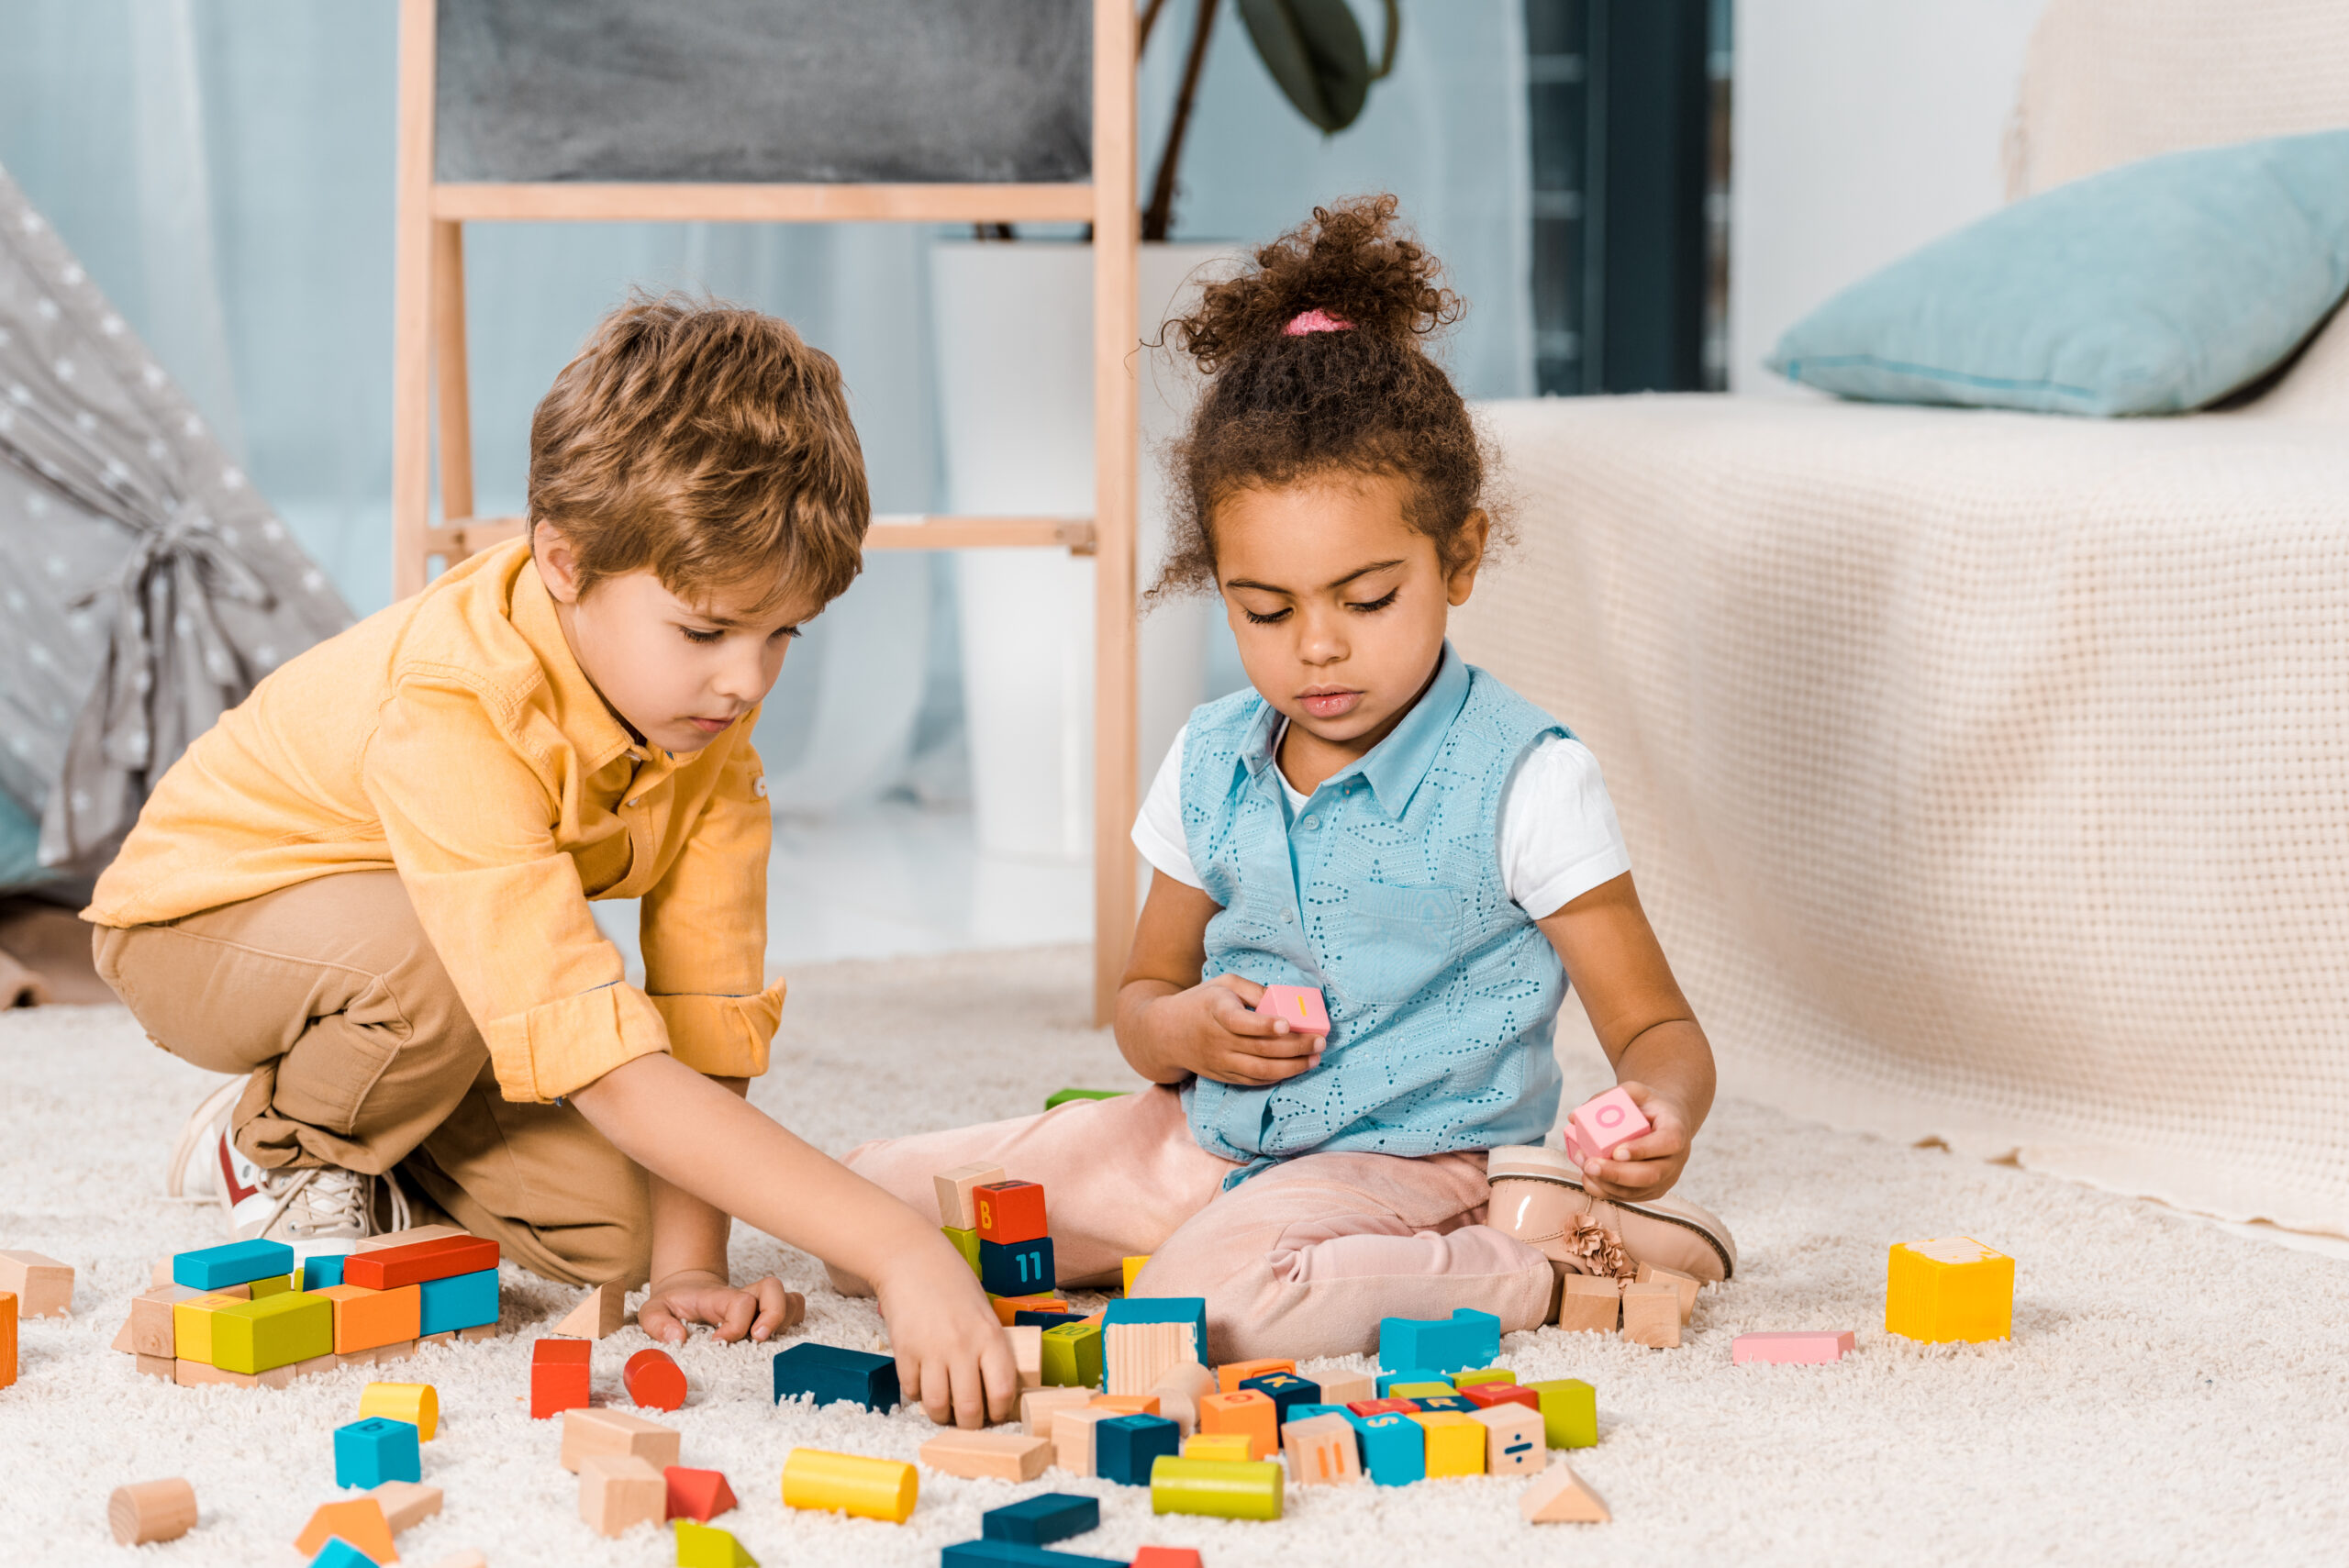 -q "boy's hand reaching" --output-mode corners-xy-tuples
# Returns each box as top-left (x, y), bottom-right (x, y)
(1574, 1081), (1693, 1202)
(1163, 973), (1323, 1087)
(638, 1269), (804, 1346)
(873, 1245), (1023, 1429)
